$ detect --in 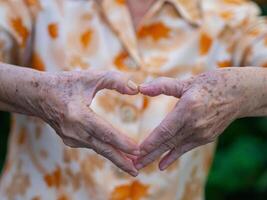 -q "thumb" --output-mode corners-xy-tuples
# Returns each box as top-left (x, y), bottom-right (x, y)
(97, 71), (139, 95)
(139, 77), (186, 98)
